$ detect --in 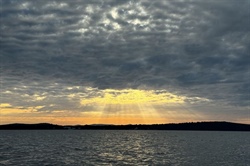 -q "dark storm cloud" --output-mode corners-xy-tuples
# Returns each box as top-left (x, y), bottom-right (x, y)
(1, 0), (249, 111)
